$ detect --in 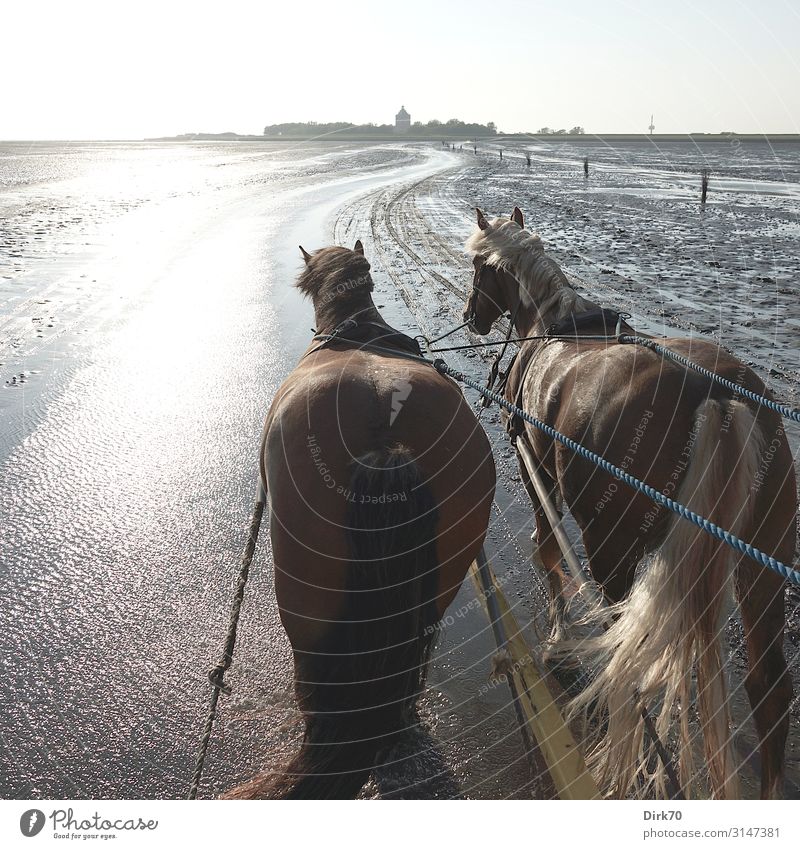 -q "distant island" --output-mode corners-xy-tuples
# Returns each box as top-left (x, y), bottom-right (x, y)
(151, 117), (499, 143)
(149, 112), (800, 144)
(261, 118), (499, 138)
